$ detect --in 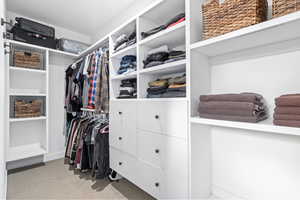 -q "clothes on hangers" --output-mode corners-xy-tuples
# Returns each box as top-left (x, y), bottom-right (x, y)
(64, 113), (110, 179)
(65, 48), (109, 113)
